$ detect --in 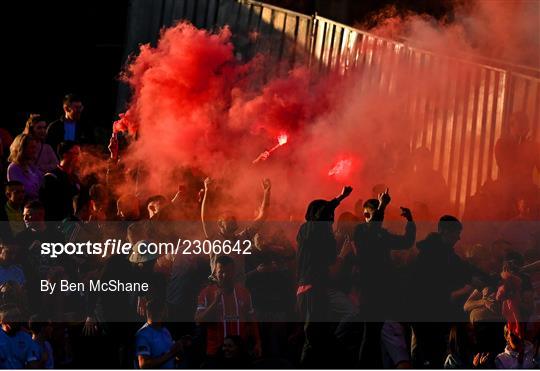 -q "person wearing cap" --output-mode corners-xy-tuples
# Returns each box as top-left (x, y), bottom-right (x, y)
(296, 185), (353, 368)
